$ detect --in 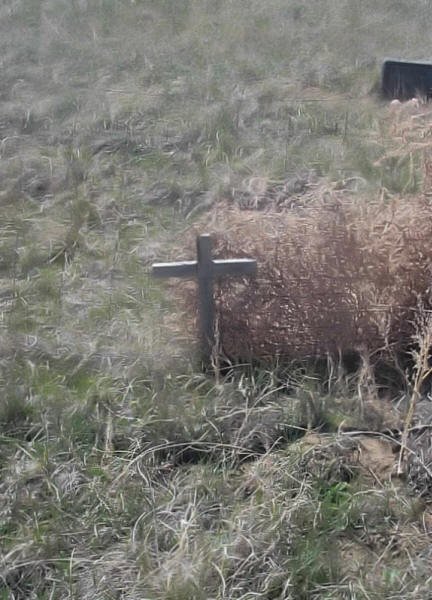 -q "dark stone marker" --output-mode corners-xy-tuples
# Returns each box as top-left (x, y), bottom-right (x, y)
(152, 234), (257, 360)
(382, 59), (432, 101)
